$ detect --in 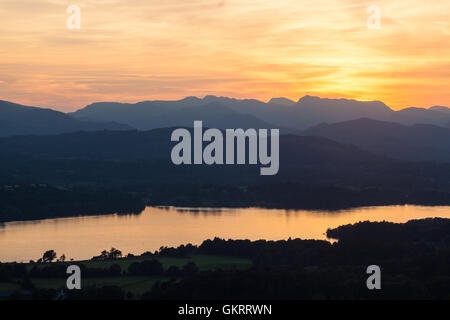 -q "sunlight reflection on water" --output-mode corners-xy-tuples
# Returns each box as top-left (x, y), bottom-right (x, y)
(0, 205), (449, 262)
